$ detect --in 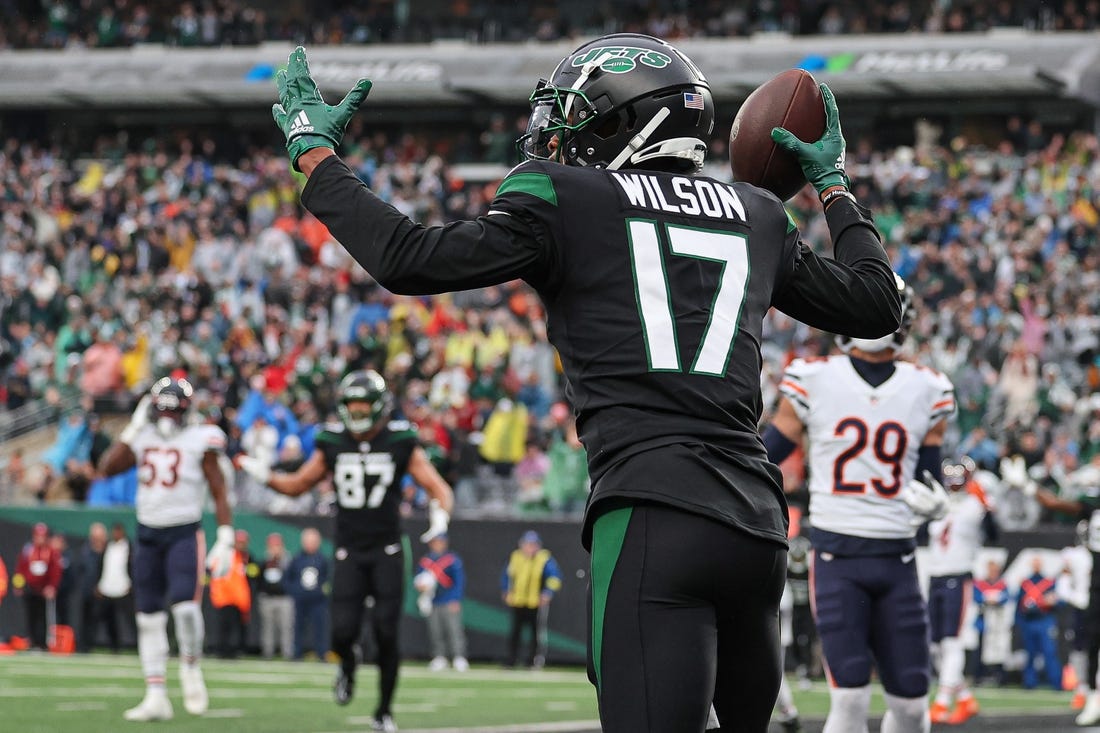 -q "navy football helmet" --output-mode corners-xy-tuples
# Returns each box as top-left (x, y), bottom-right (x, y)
(148, 376), (193, 435)
(942, 456), (977, 491)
